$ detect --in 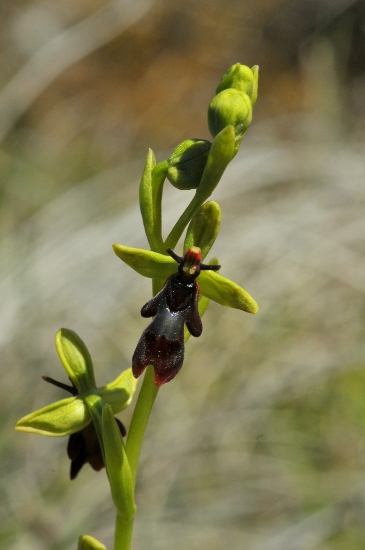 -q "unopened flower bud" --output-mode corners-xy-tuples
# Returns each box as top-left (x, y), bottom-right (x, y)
(216, 63), (259, 106)
(208, 89), (252, 151)
(78, 535), (107, 550)
(167, 139), (212, 190)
